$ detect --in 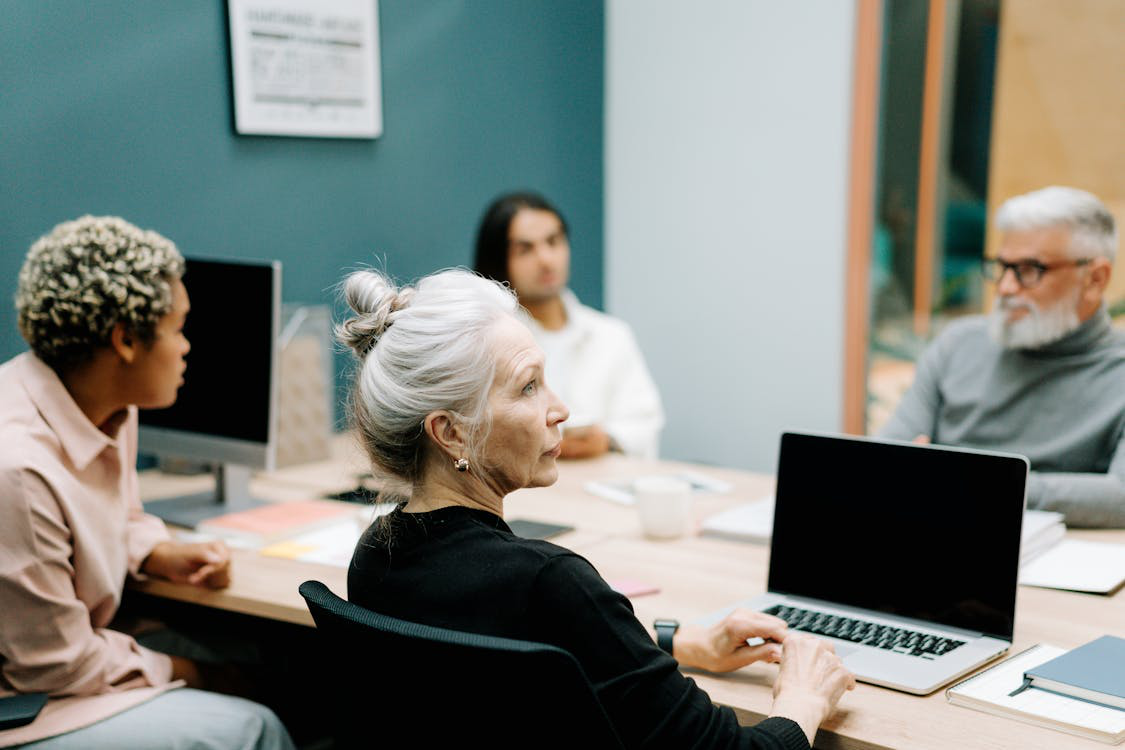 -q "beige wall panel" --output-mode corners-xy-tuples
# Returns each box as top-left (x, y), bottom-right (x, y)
(987, 0), (1125, 304)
